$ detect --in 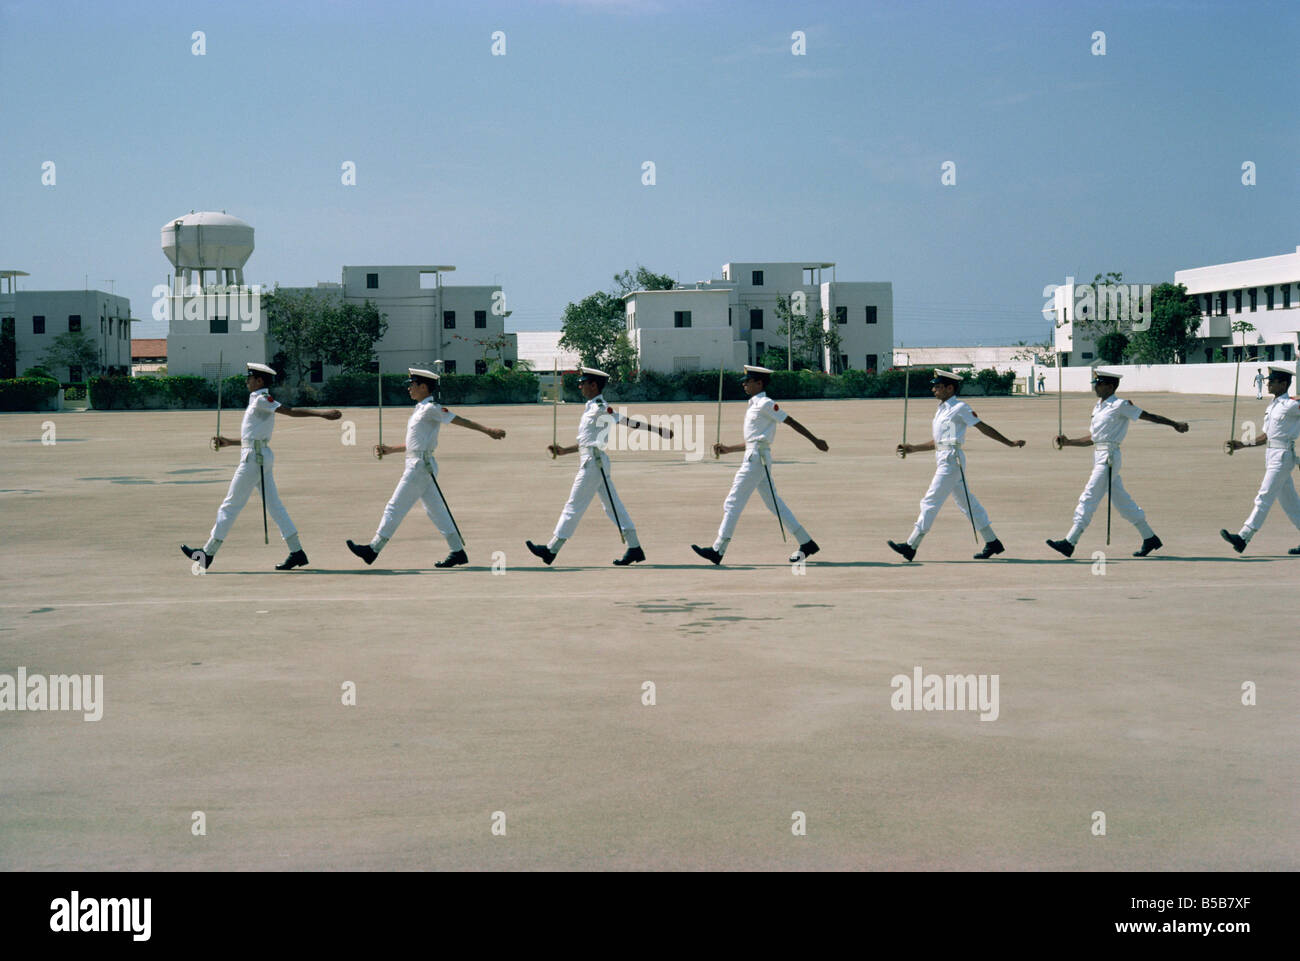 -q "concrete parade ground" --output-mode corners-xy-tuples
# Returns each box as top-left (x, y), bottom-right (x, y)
(1, 393), (1296, 871)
